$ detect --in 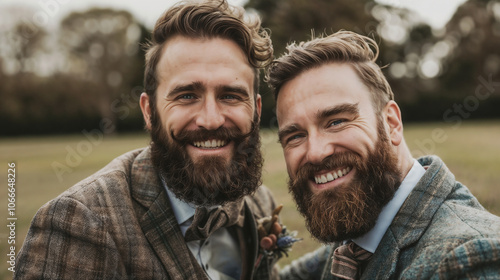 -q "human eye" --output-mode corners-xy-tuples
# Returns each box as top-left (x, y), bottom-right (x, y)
(220, 94), (242, 101)
(176, 93), (197, 101)
(284, 133), (304, 146)
(328, 119), (345, 127)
